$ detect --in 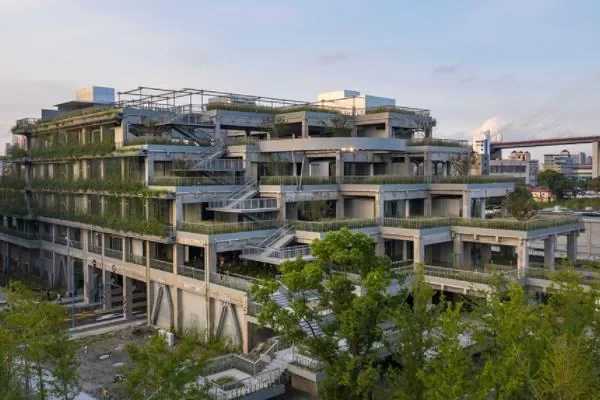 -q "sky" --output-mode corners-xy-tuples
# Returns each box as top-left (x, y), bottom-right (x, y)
(1, 0), (599, 159)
